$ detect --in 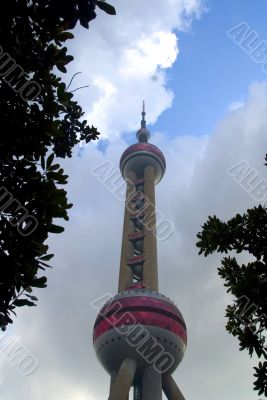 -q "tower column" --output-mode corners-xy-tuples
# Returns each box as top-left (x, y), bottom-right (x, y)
(162, 374), (185, 400)
(108, 358), (137, 400)
(142, 366), (162, 400)
(118, 171), (136, 292)
(143, 166), (158, 291)
(109, 371), (117, 392)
